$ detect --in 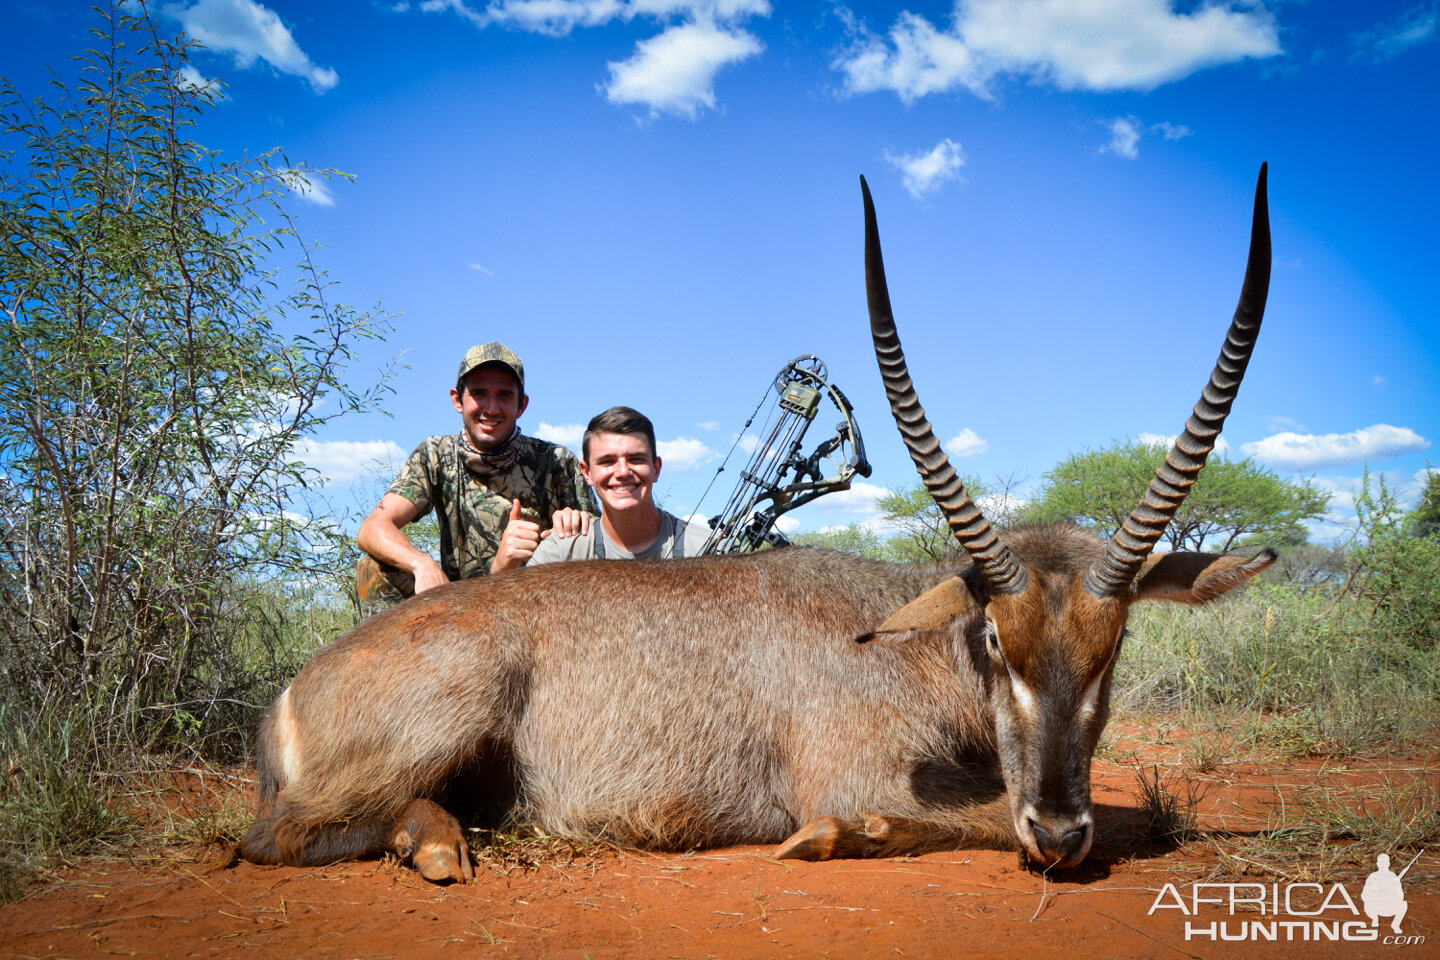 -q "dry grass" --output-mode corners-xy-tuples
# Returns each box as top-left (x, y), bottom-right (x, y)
(466, 829), (603, 877)
(1202, 770), (1439, 886)
(1132, 764), (1209, 846)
